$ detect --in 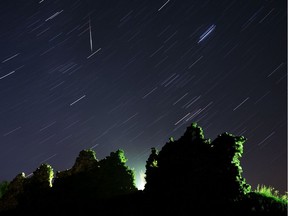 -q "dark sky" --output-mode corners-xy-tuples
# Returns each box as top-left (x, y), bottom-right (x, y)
(0, 0), (286, 193)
